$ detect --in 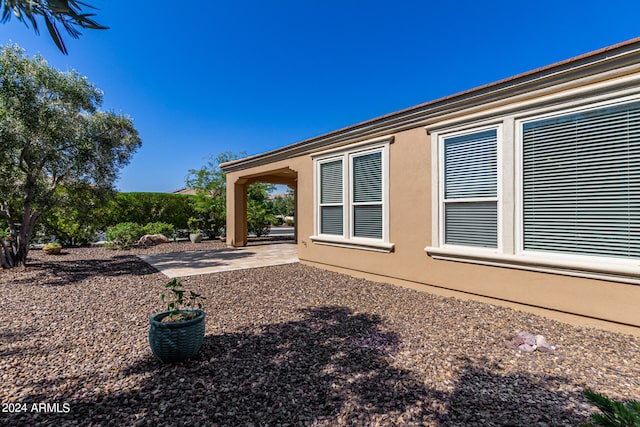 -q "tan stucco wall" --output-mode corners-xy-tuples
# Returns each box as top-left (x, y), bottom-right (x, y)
(225, 125), (640, 336)
(225, 57), (640, 336)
